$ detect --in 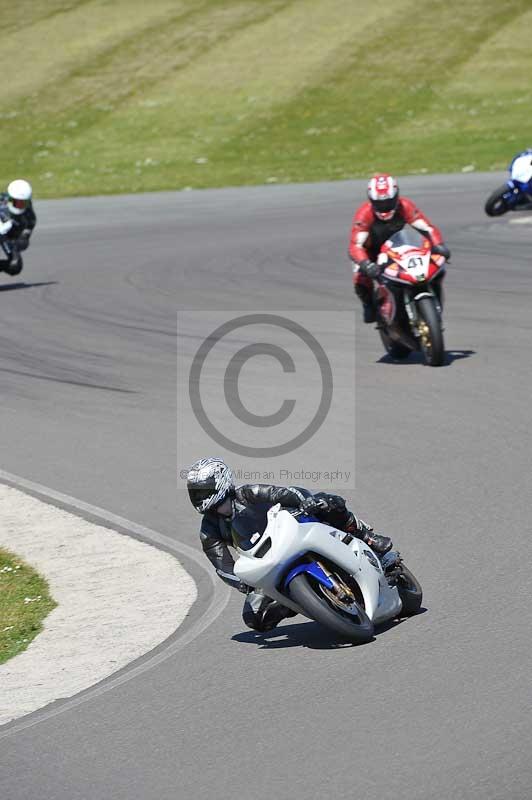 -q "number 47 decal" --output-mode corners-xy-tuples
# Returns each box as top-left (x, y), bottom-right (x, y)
(407, 256), (424, 268)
